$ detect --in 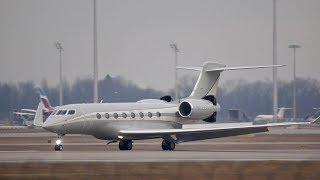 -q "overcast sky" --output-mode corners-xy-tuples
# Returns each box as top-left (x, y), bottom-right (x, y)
(0, 0), (319, 91)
